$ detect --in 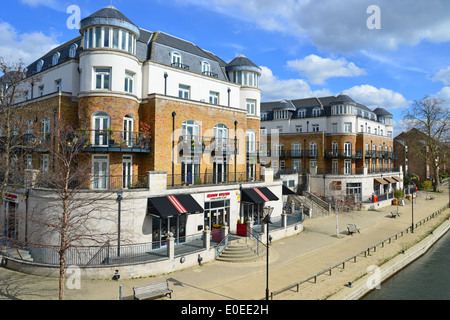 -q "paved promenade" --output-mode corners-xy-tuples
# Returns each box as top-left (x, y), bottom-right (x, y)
(0, 187), (449, 300)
